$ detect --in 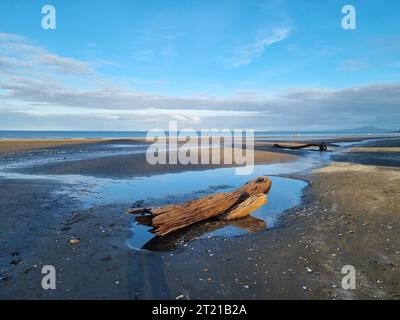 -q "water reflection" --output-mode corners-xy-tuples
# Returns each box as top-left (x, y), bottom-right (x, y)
(138, 216), (266, 251)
